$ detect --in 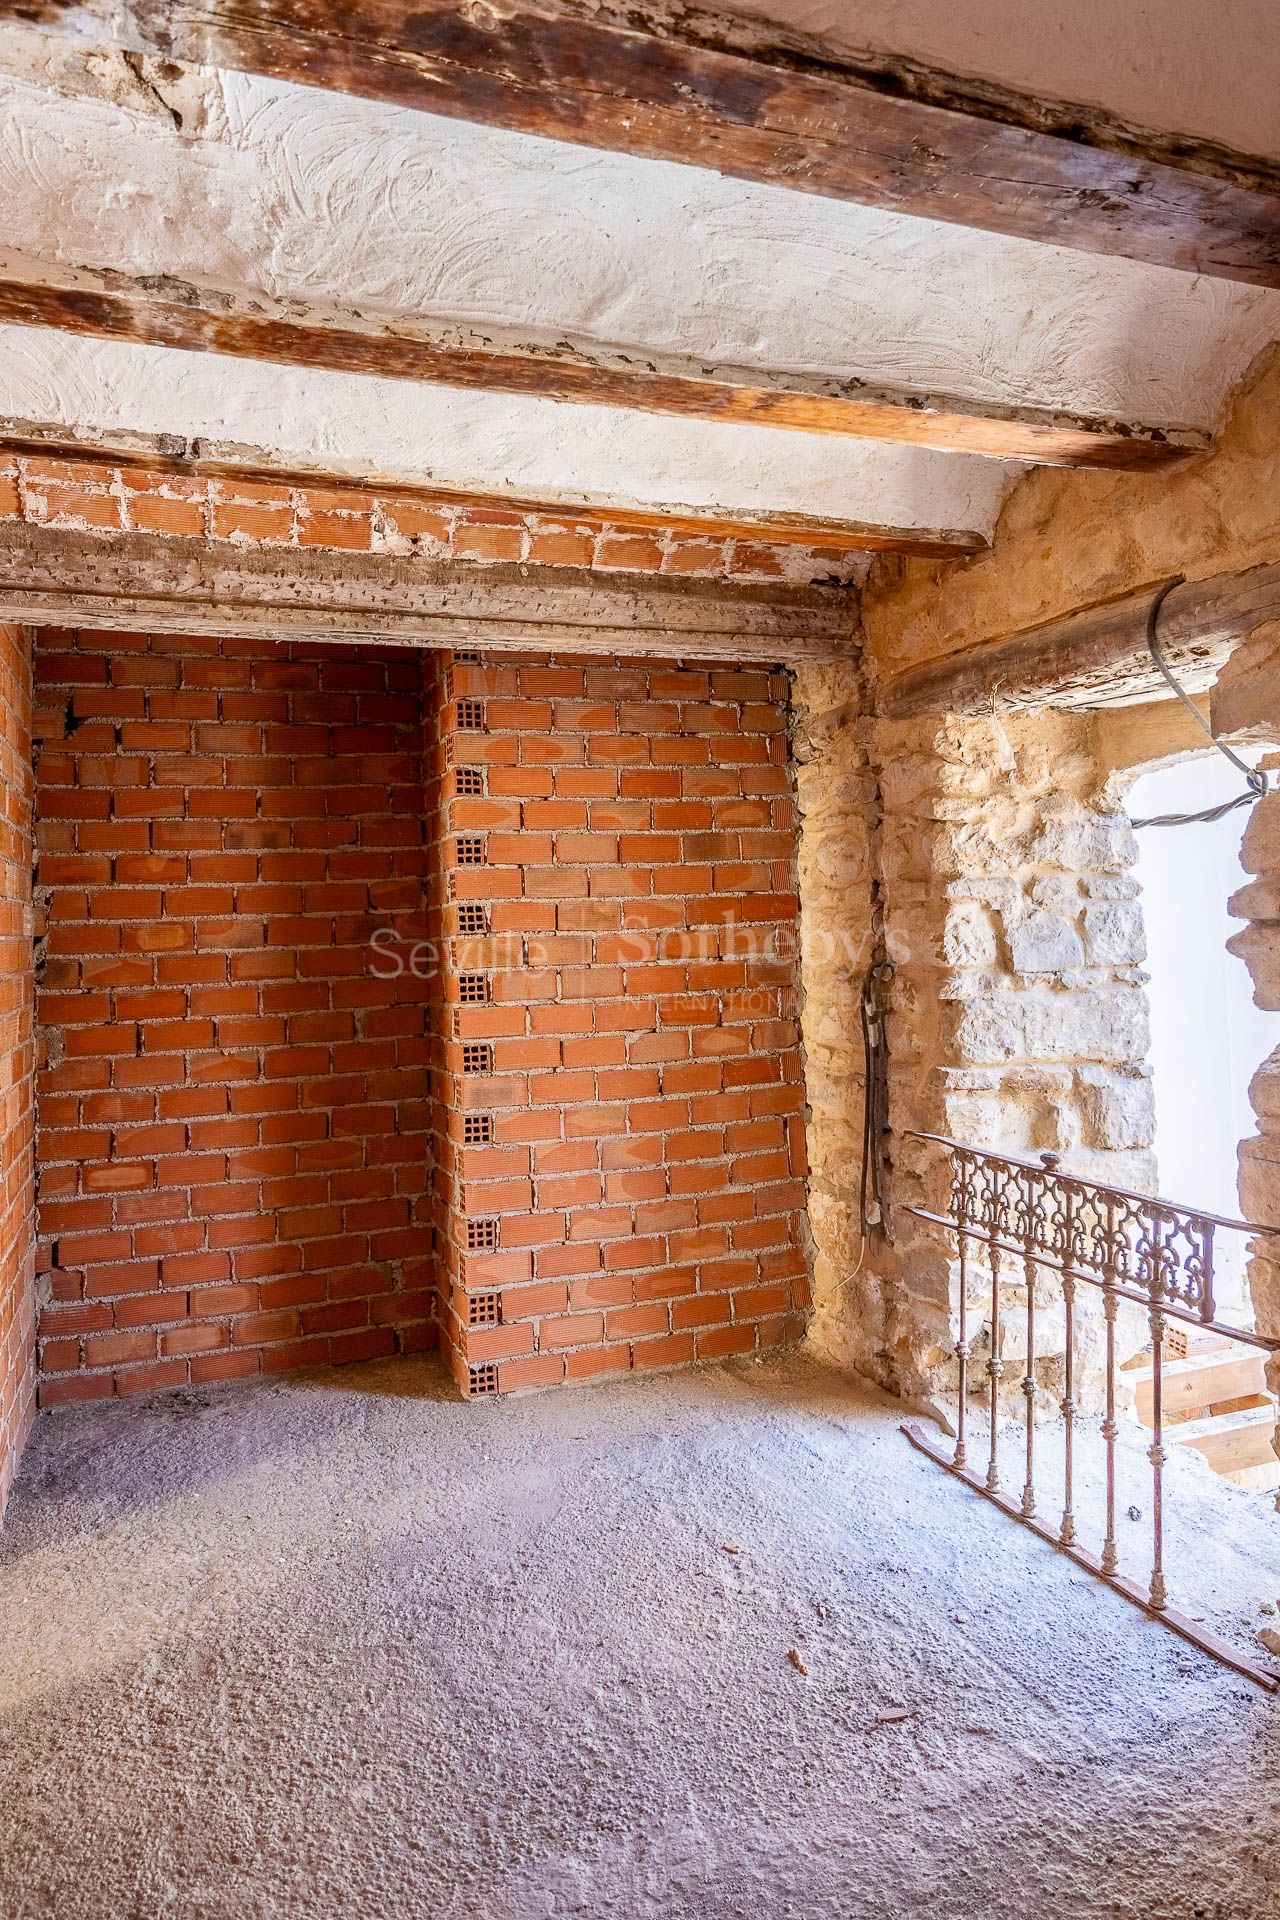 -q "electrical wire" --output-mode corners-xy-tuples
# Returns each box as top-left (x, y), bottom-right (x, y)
(859, 959), (892, 1239)
(1130, 574), (1269, 829)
